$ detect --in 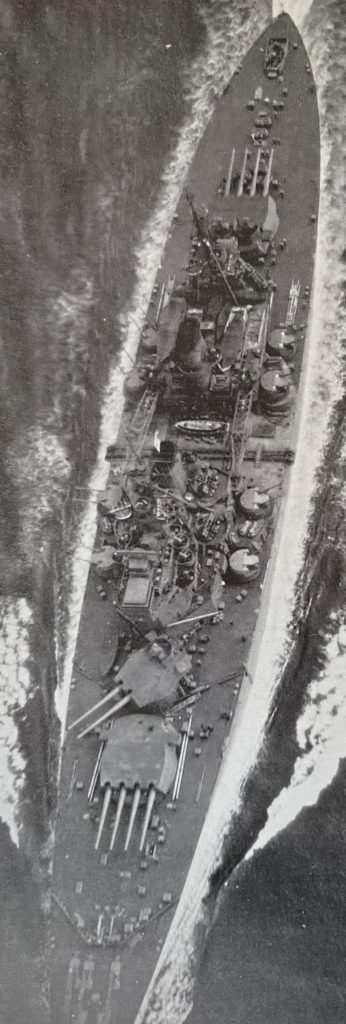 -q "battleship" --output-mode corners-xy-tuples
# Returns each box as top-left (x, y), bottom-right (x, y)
(51, 12), (320, 1024)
